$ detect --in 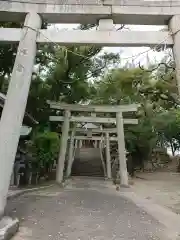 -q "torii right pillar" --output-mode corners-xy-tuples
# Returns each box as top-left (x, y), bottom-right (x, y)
(116, 112), (129, 187)
(169, 15), (180, 95)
